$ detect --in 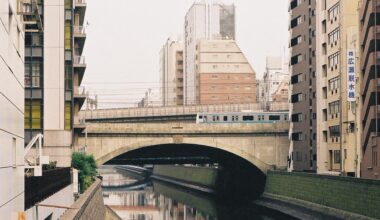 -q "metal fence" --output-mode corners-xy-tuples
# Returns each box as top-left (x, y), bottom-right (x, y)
(25, 168), (72, 210)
